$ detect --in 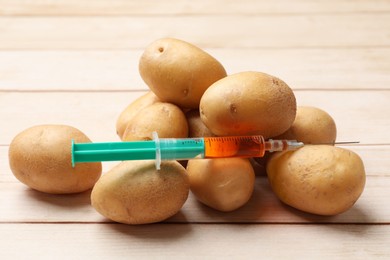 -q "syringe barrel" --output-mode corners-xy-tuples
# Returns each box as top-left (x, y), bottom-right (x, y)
(159, 138), (205, 159)
(203, 135), (266, 158)
(154, 134), (205, 170)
